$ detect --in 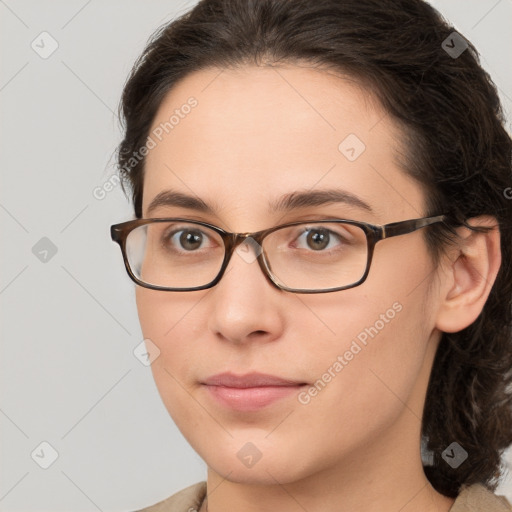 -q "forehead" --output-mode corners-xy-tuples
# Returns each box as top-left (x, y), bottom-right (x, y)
(142, 64), (425, 225)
